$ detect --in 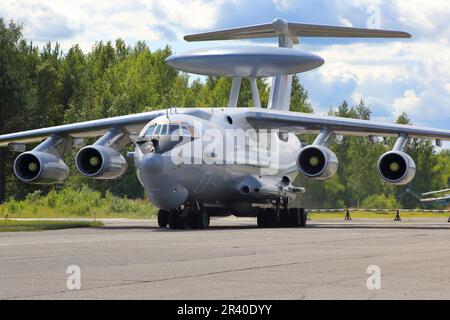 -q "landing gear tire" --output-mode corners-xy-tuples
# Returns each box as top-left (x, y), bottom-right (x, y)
(279, 208), (290, 228)
(191, 210), (210, 229)
(157, 210), (169, 228)
(299, 208), (307, 227)
(288, 208), (300, 228)
(265, 208), (278, 228)
(168, 209), (187, 230)
(287, 208), (307, 228)
(257, 208), (278, 228)
(168, 210), (177, 229)
(258, 206), (307, 229)
(257, 208), (266, 228)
